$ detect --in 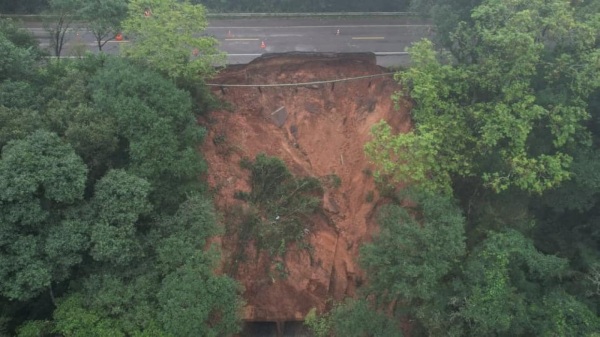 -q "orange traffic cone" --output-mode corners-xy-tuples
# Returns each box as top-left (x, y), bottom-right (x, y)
(115, 33), (123, 41)
(260, 40), (266, 49)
